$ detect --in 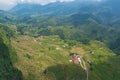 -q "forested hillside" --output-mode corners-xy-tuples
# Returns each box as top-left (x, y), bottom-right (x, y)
(0, 0), (120, 80)
(0, 24), (23, 80)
